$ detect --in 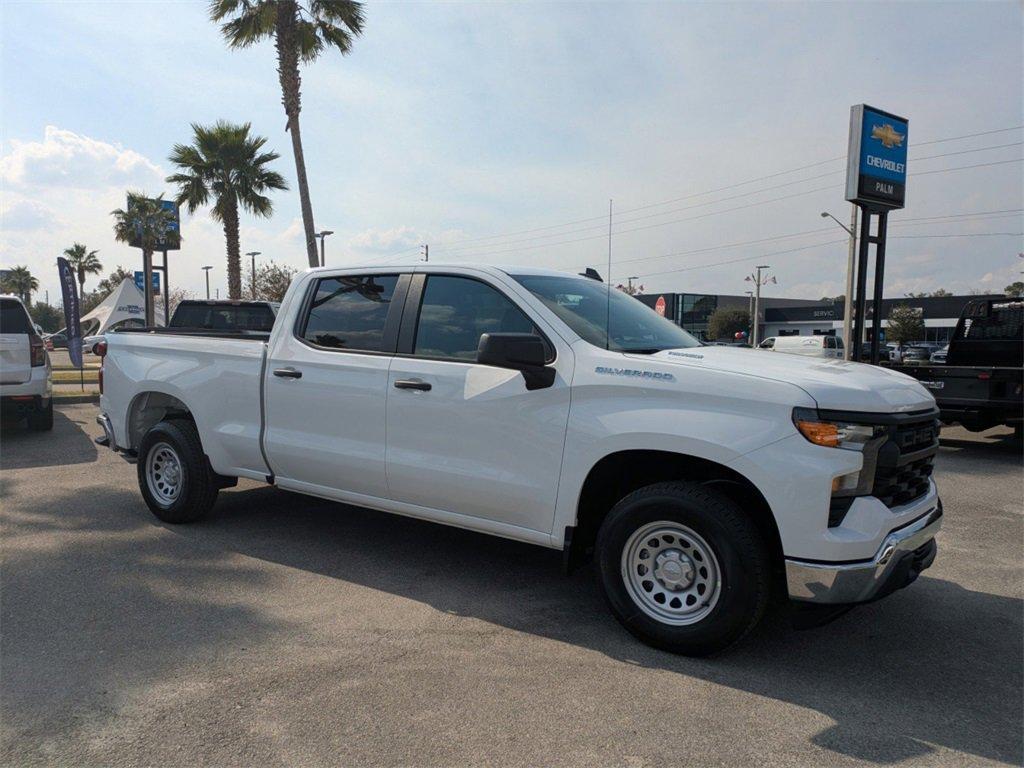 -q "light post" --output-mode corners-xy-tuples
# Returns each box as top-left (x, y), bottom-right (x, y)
(245, 251), (261, 299)
(315, 230), (333, 267)
(627, 276), (639, 294)
(744, 265), (776, 348)
(202, 266), (213, 300)
(821, 207), (858, 359)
